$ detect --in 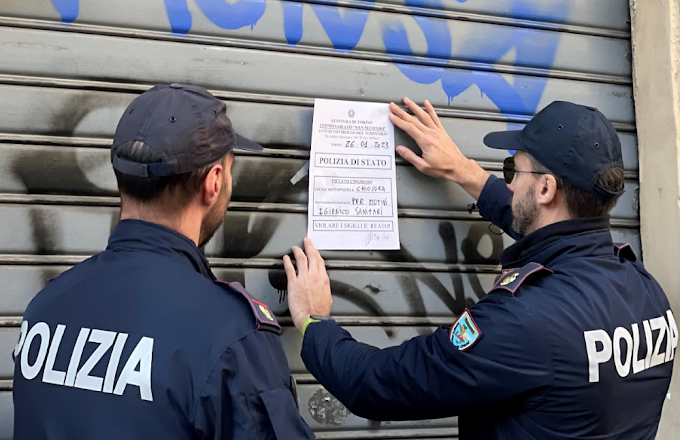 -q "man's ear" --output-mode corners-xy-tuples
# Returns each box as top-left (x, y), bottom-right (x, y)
(535, 174), (559, 206)
(201, 163), (224, 206)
